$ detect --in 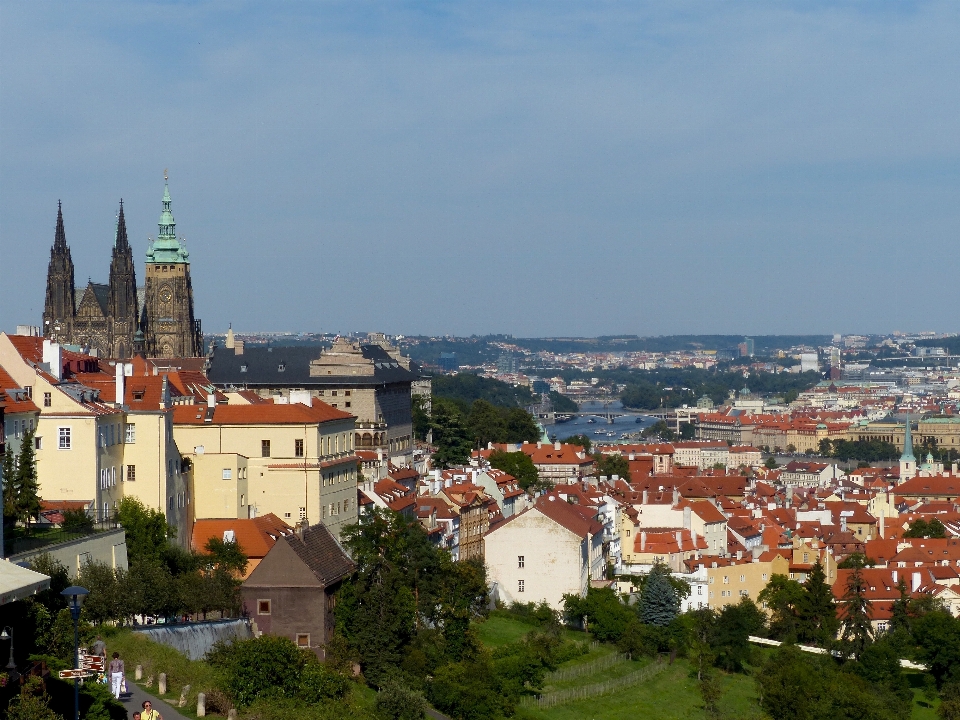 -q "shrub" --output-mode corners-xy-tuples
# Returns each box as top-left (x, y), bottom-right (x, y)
(208, 636), (307, 707)
(375, 680), (427, 720)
